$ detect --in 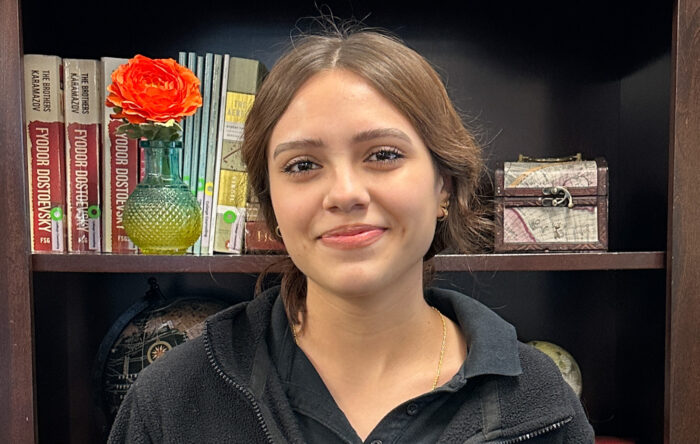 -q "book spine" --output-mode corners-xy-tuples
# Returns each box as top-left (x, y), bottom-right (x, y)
(201, 53), (223, 254)
(189, 55), (204, 195)
(182, 52), (197, 188)
(207, 54), (230, 255)
(101, 57), (139, 254)
(177, 51), (187, 178)
(23, 54), (67, 253)
(212, 89), (256, 253)
(186, 55), (204, 254)
(244, 221), (286, 253)
(193, 53), (213, 255)
(246, 199), (261, 221)
(213, 170), (248, 253)
(64, 58), (102, 253)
